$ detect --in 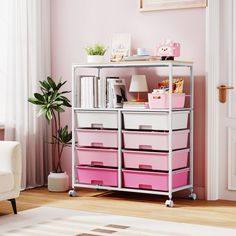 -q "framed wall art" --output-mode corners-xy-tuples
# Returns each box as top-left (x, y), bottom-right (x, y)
(140, 0), (207, 12)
